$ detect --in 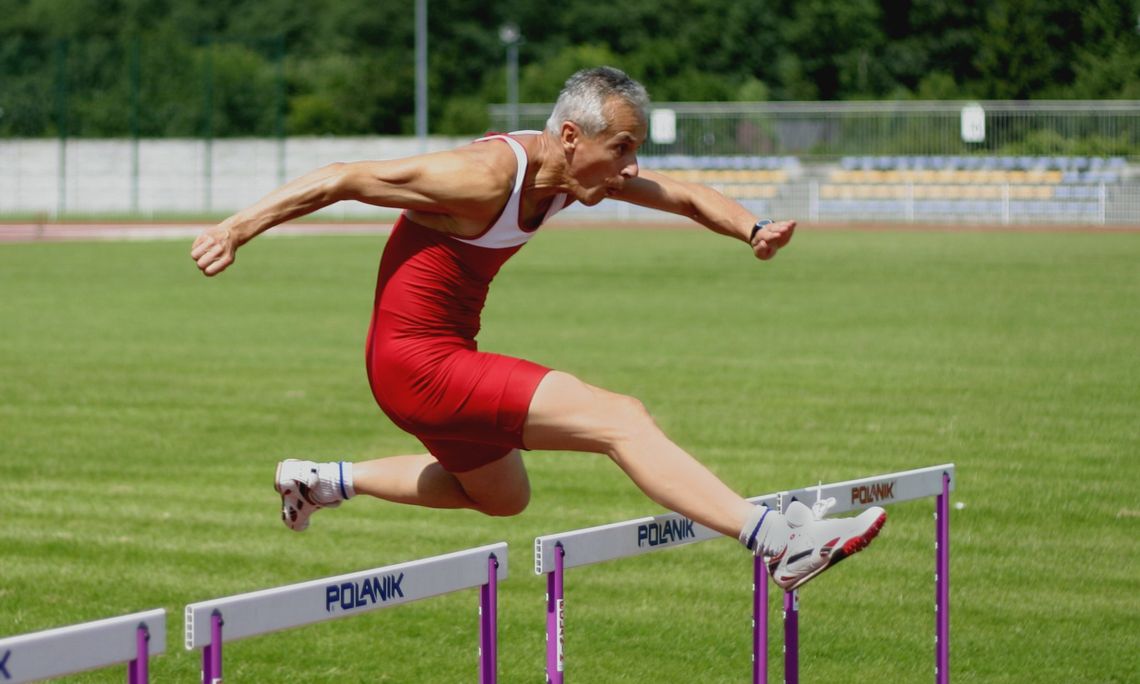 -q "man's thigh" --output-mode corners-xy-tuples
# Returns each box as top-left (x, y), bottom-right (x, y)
(522, 370), (637, 453)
